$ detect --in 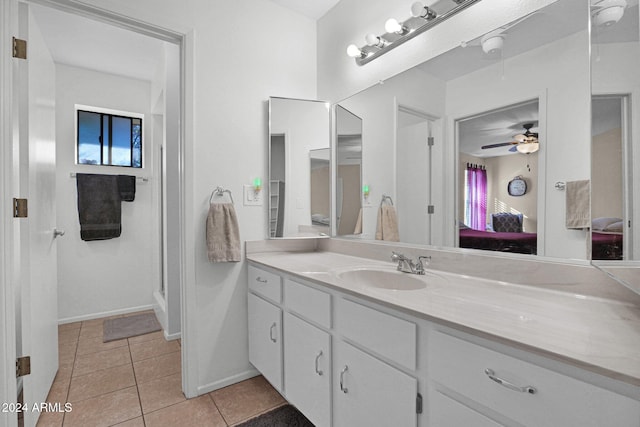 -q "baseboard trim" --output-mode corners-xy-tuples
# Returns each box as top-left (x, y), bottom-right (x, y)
(58, 304), (154, 324)
(196, 368), (260, 395)
(164, 331), (181, 341)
